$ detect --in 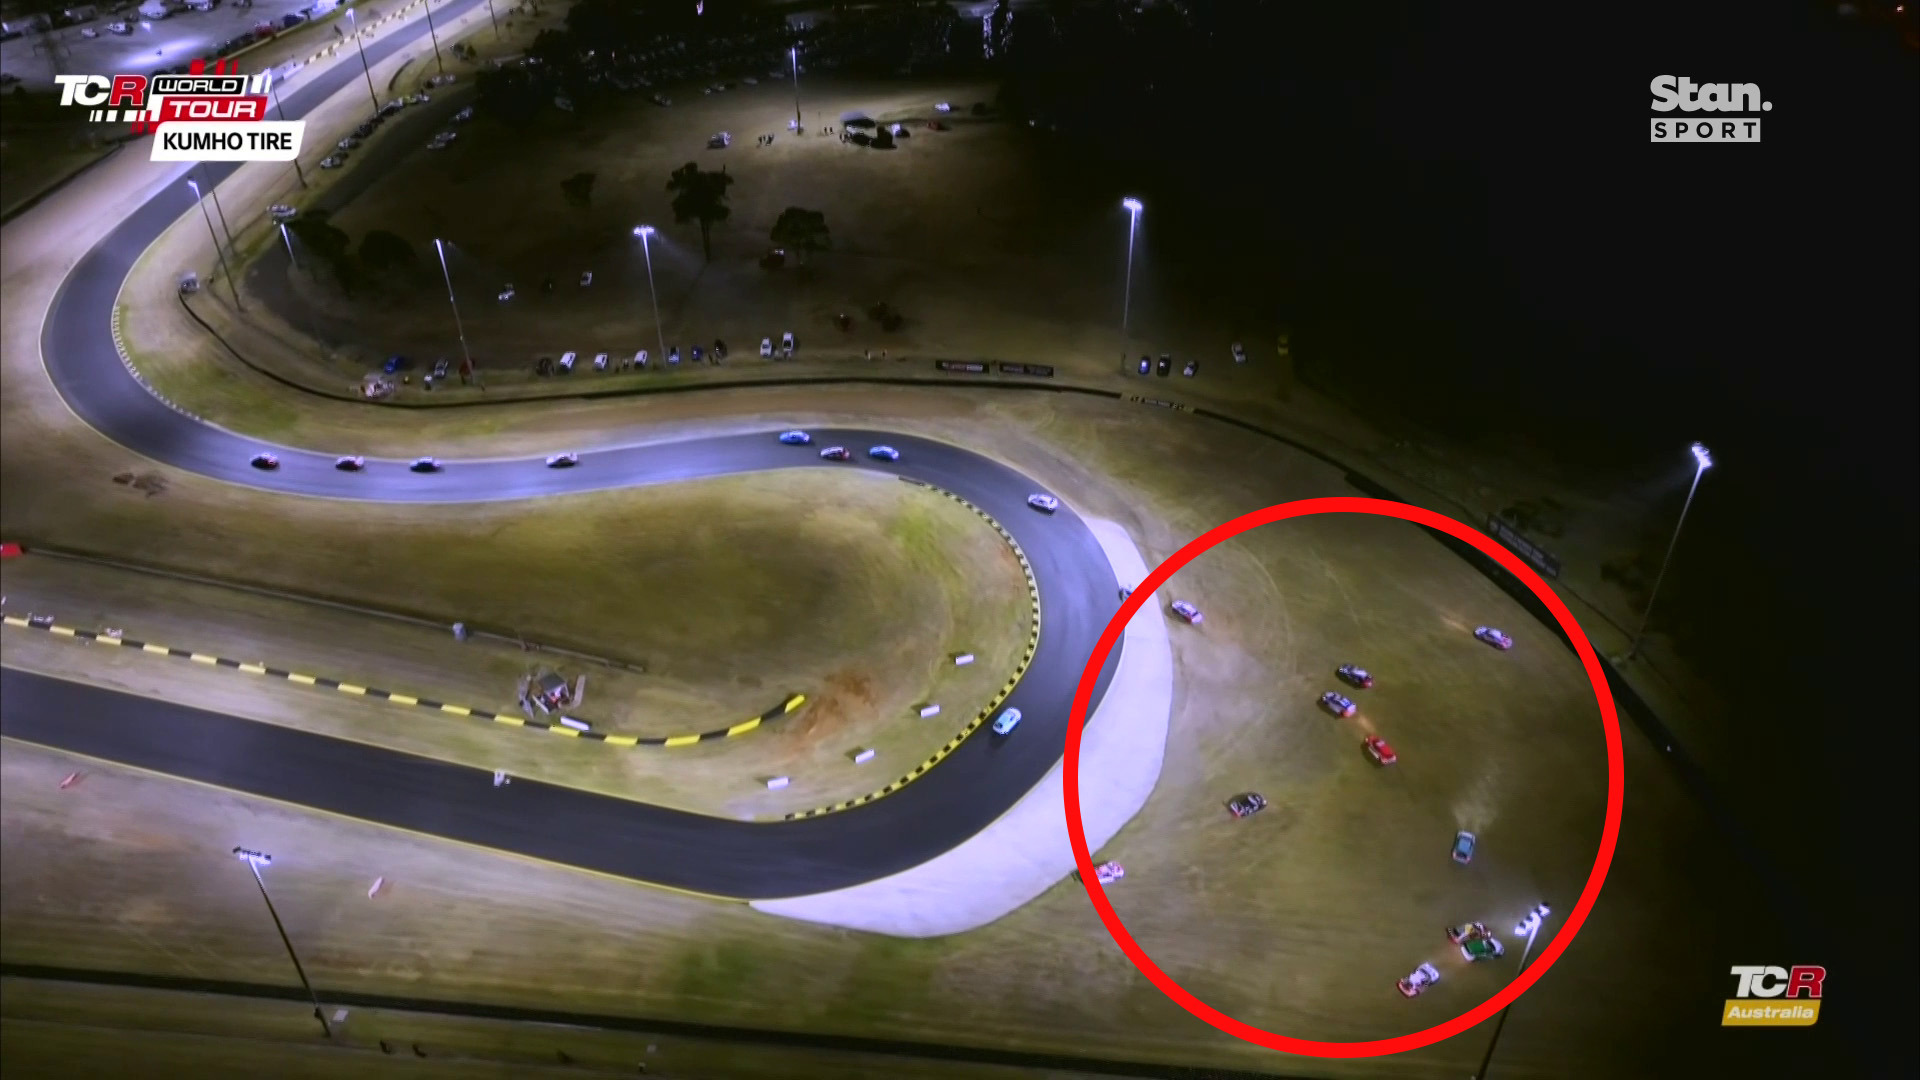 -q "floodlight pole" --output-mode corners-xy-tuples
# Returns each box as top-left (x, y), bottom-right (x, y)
(232, 848), (331, 1040)
(423, 0), (444, 75)
(485, 0), (500, 39)
(1621, 443), (1714, 663)
(433, 239), (474, 375)
(188, 180), (243, 312)
(348, 10), (380, 112)
(635, 226), (666, 364)
(202, 168), (238, 255)
(1471, 918), (1545, 1079)
(269, 80), (307, 188)
(790, 46), (801, 131)
(1120, 197), (1143, 338)
(280, 222), (297, 267)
